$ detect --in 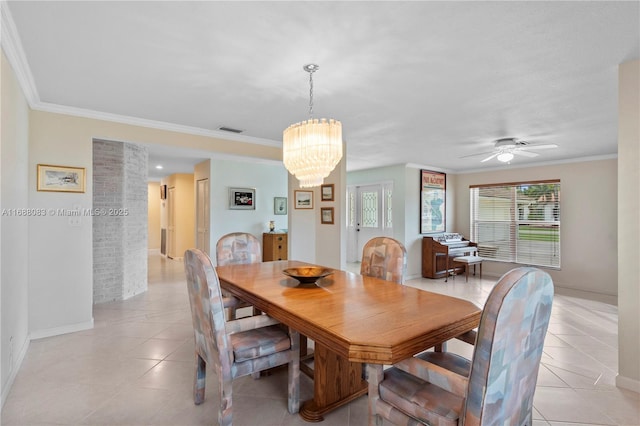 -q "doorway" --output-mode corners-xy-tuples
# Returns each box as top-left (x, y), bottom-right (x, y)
(196, 178), (210, 254)
(346, 182), (394, 262)
(167, 186), (176, 258)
